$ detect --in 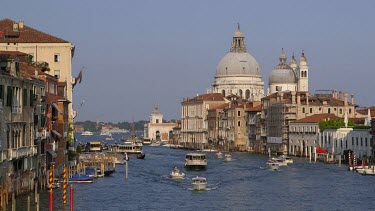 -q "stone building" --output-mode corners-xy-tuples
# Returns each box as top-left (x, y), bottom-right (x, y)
(0, 19), (75, 122)
(181, 93), (228, 149)
(143, 105), (177, 142)
(212, 24), (265, 101)
(261, 90), (356, 155)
